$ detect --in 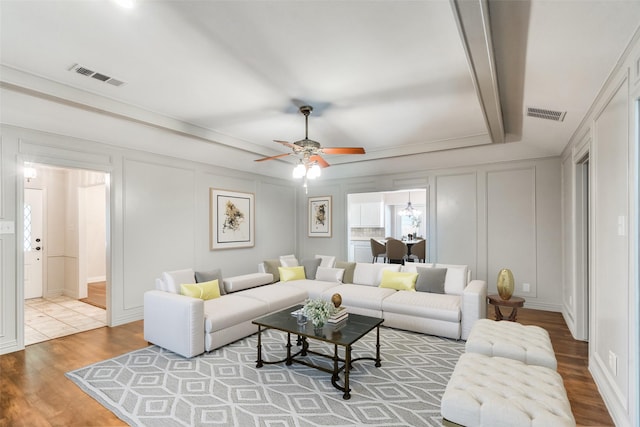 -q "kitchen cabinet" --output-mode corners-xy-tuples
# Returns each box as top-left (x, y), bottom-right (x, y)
(349, 202), (383, 227)
(349, 241), (373, 263)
